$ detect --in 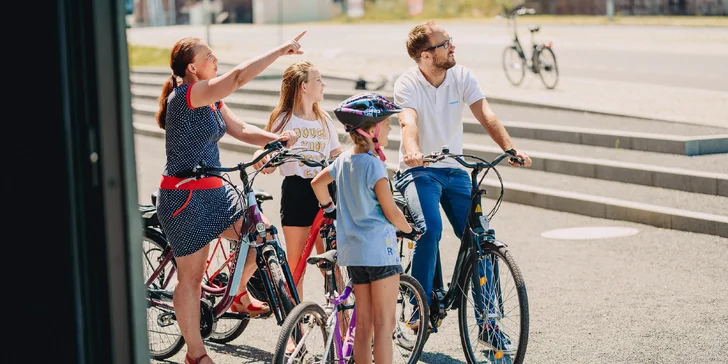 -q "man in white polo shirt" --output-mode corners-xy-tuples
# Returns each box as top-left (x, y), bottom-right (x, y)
(392, 20), (532, 351)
